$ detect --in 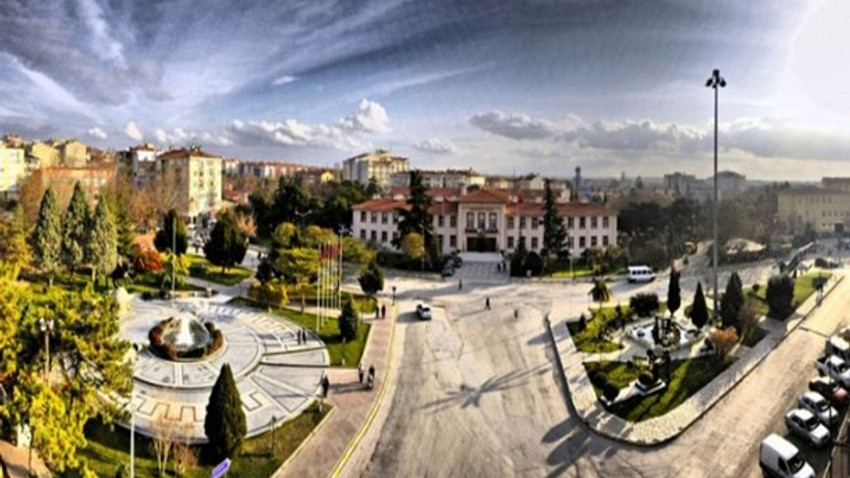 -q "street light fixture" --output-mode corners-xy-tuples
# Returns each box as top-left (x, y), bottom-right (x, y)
(706, 68), (726, 322)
